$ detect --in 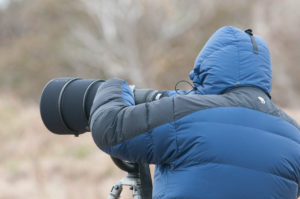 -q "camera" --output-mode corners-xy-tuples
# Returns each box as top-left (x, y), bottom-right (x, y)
(40, 77), (164, 136)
